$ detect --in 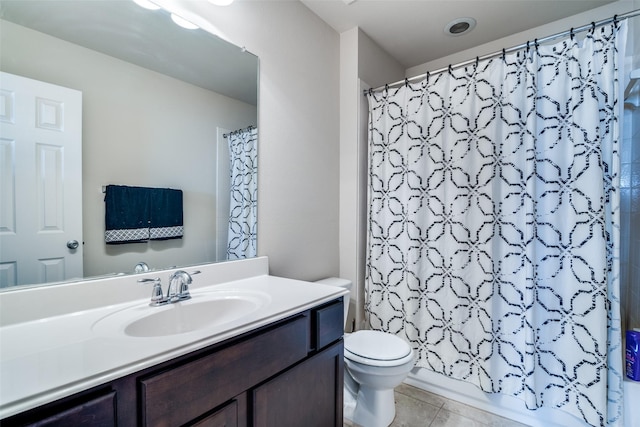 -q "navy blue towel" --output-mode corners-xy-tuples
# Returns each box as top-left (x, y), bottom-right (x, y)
(104, 185), (183, 244)
(149, 188), (183, 240)
(104, 185), (150, 243)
